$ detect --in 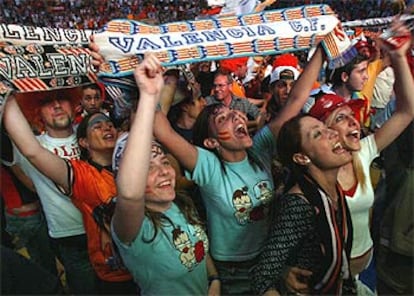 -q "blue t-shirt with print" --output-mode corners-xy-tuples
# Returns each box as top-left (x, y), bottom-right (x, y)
(112, 203), (209, 295)
(186, 126), (276, 261)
